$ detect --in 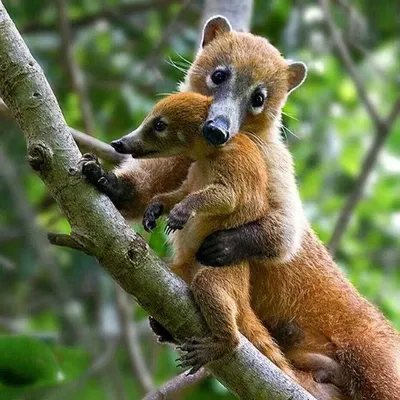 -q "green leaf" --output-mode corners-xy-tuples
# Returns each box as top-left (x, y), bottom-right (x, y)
(0, 336), (63, 388)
